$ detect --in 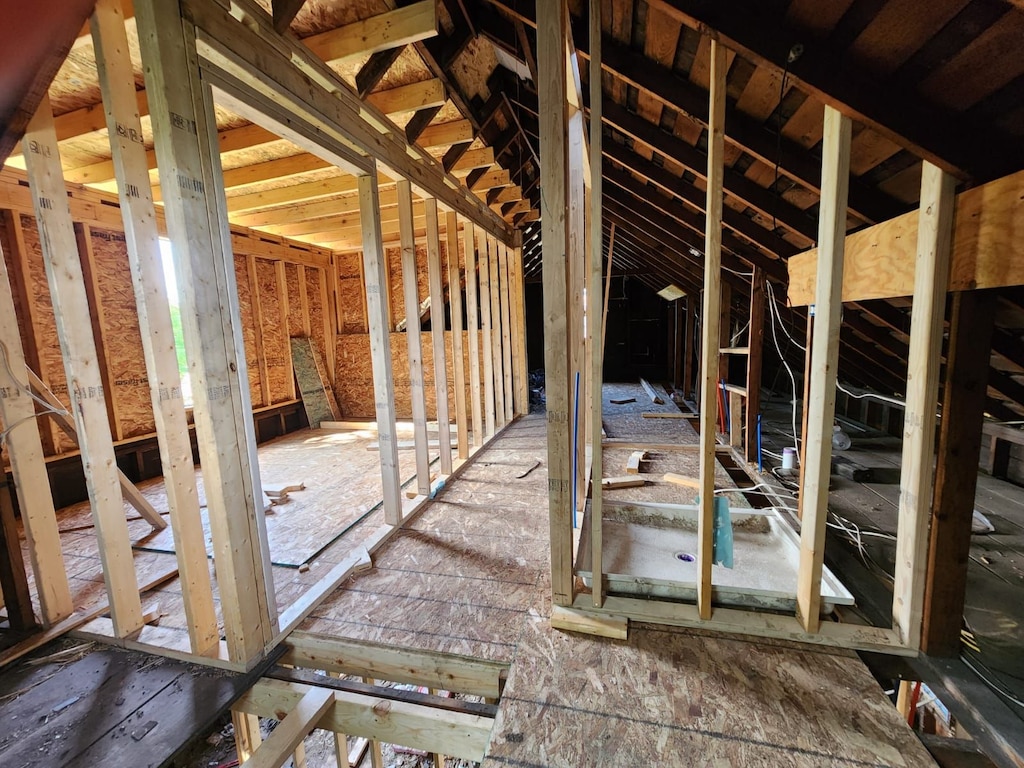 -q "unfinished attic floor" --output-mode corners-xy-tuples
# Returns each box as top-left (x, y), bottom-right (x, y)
(299, 405), (936, 767)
